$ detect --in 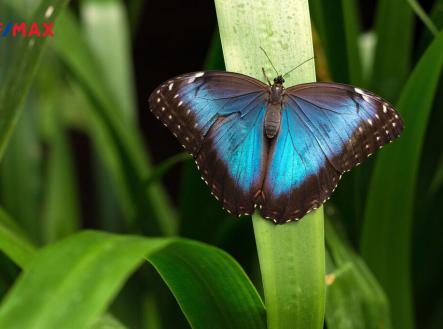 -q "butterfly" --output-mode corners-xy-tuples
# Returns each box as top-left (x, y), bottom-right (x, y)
(149, 71), (403, 224)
